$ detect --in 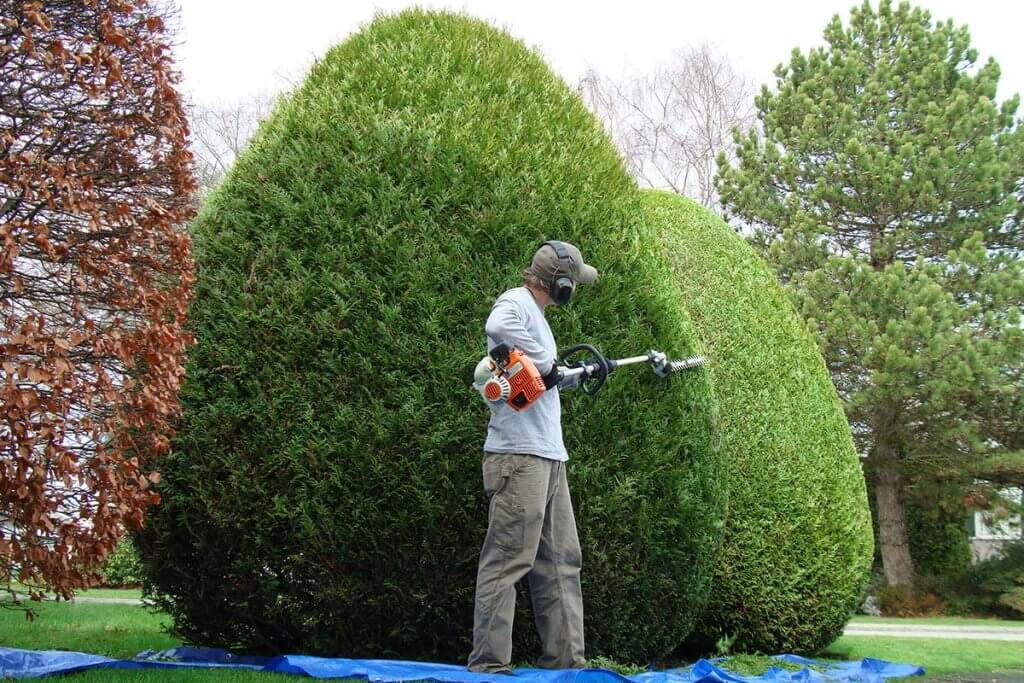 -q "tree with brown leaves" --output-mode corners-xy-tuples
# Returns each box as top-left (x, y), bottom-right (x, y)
(1, 0), (195, 609)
